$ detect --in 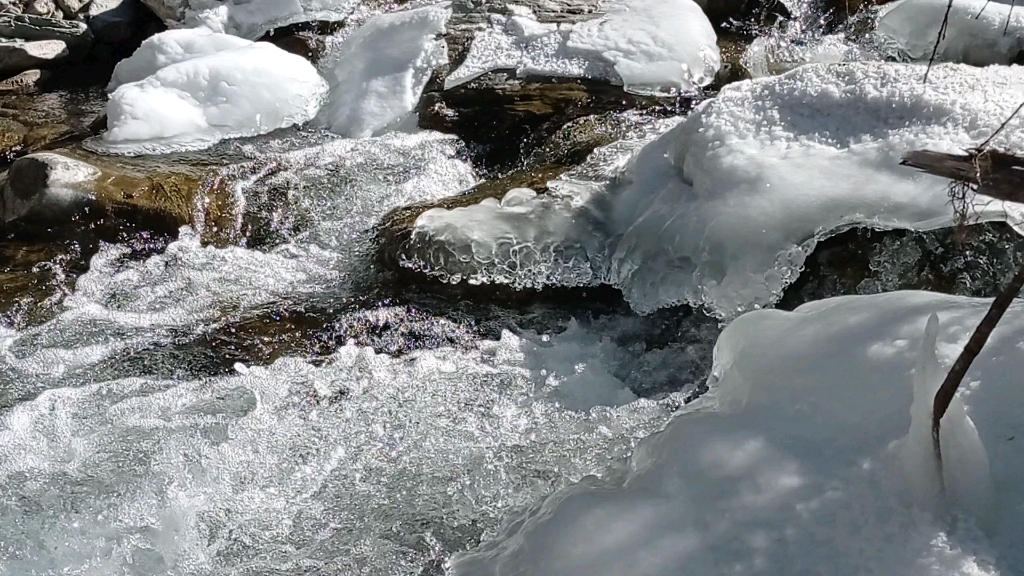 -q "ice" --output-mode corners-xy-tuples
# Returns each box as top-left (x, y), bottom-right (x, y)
(315, 4), (450, 138)
(181, 0), (362, 40)
(876, 0), (1024, 66)
(92, 42), (328, 155)
(106, 29), (252, 92)
(403, 63), (1024, 318)
(446, 0), (720, 96)
(453, 290), (1024, 575)
(741, 33), (875, 78)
